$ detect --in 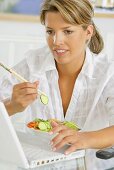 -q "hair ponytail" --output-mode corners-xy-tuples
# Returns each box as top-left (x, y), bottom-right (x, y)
(89, 22), (104, 54)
